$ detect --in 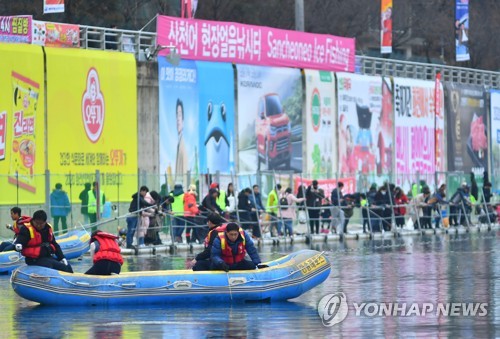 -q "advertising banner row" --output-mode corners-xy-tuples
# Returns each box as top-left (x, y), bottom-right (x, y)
(0, 43), (137, 204)
(0, 15), (79, 48)
(158, 61), (492, 192)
